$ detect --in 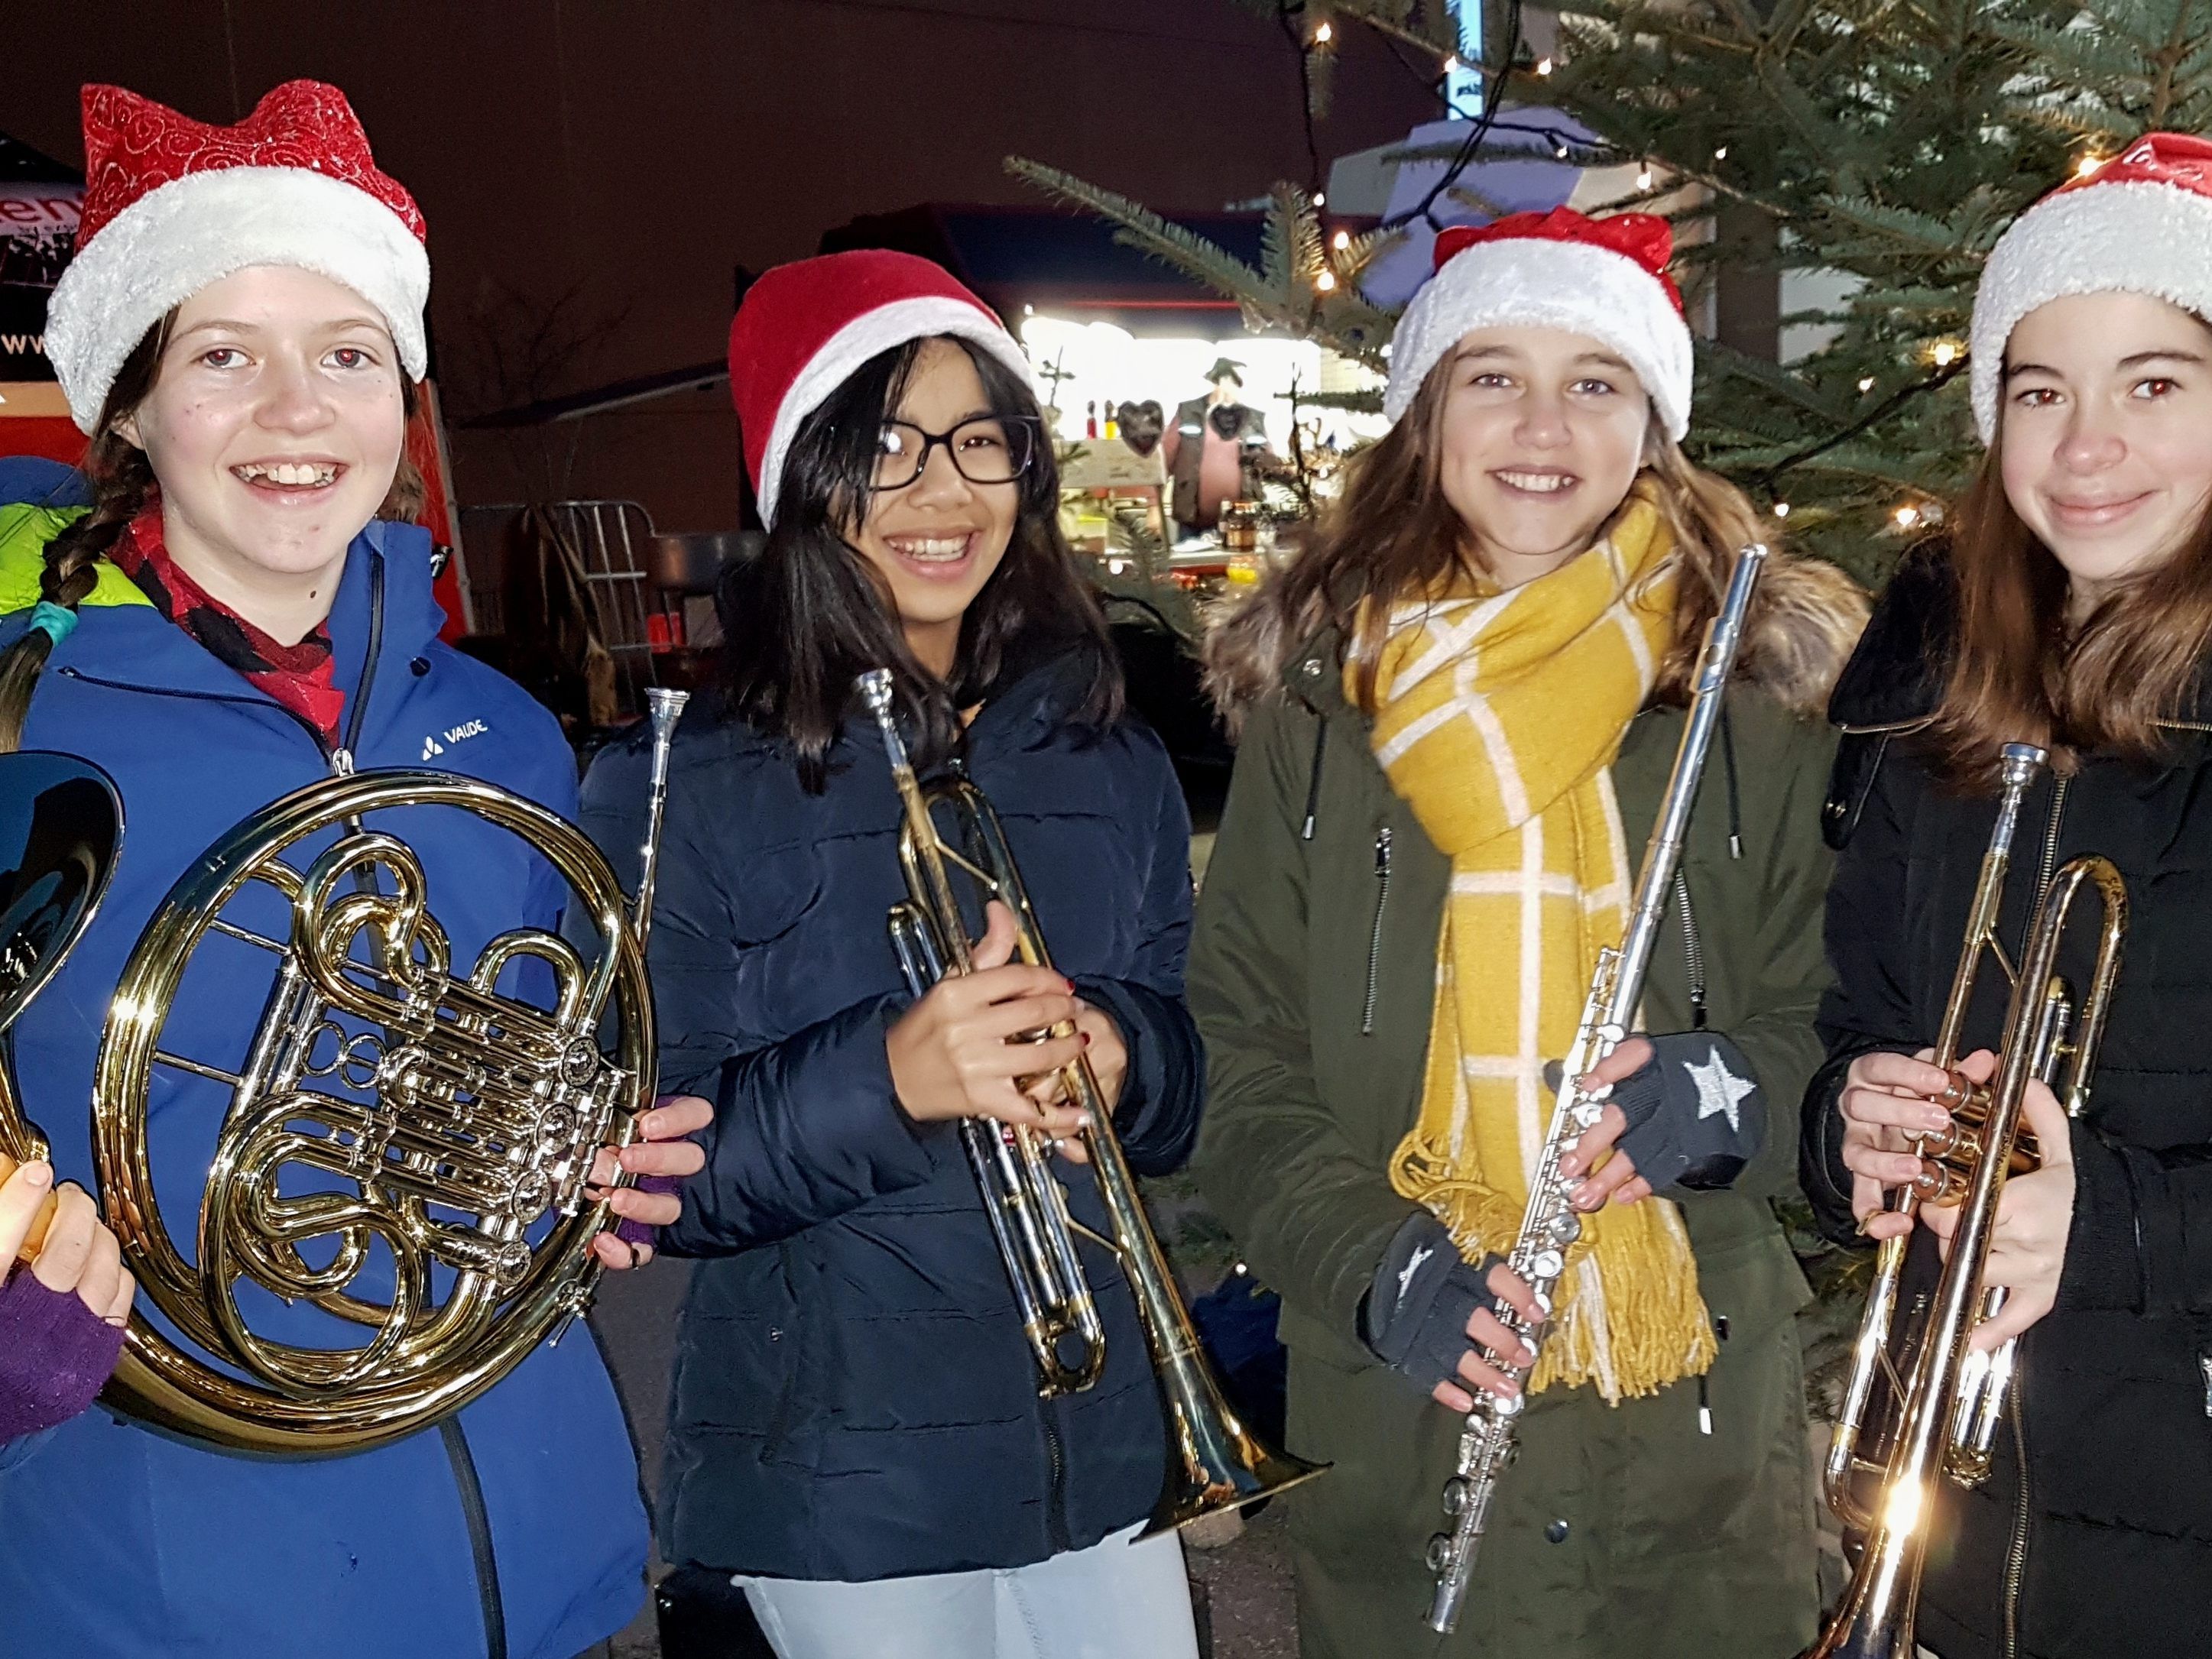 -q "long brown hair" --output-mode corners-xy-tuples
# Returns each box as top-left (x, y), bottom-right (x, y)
(1923, 446), (2212, 789)
(0, 313), (424, 753)
(1208, 354), (1802, 716)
